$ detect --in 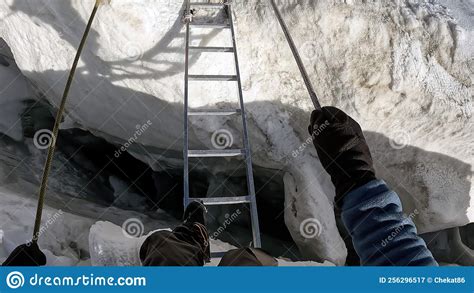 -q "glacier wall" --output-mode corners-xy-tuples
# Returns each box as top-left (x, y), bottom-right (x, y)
(0, 0), (472, 265)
